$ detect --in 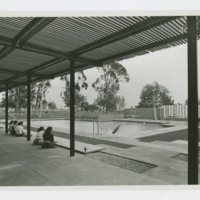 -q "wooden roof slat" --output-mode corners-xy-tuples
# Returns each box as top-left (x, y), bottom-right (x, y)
(0, 35), (99, 65)
(80, 22), (181, 60)
(156, 25), (177, 38)
(64, 17), (111, 37)
(70, 17), (179, 57)
(0, 18), (33, 38)
(29, 18), (109, 49)
(0, 16), (192, 91)
(99, 33), (187, 63)
(72, 17), (125, 37)
(0, 17), (56, 61)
